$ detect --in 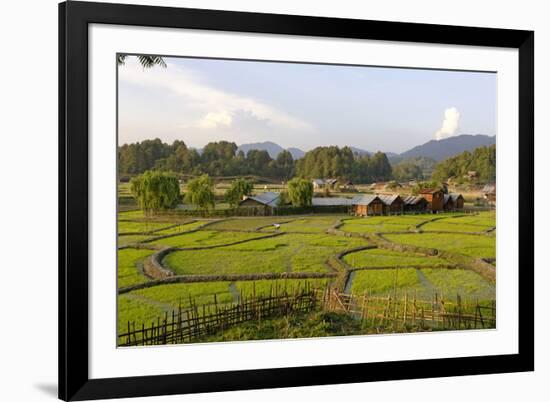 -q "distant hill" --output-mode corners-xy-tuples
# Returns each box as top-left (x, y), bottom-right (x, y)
(398, 134), (495, 161)
(237, 141), (305, 159)
(349, 146), (370, 156)
(287, 147), (305, 159)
